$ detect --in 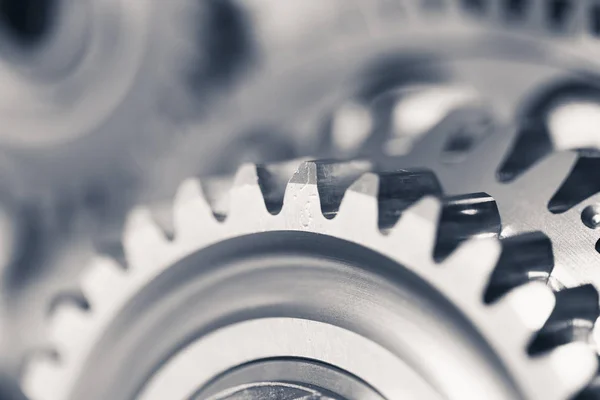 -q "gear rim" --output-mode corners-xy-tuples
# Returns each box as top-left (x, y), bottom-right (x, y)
(20, 160), (599, 400)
